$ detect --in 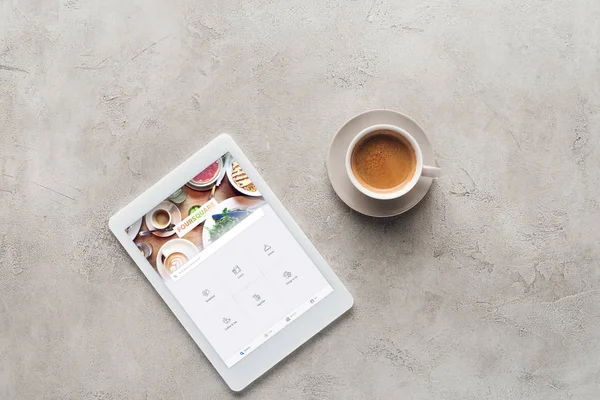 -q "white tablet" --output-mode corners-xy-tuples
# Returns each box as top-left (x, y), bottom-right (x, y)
(109, 134), (353, 391)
